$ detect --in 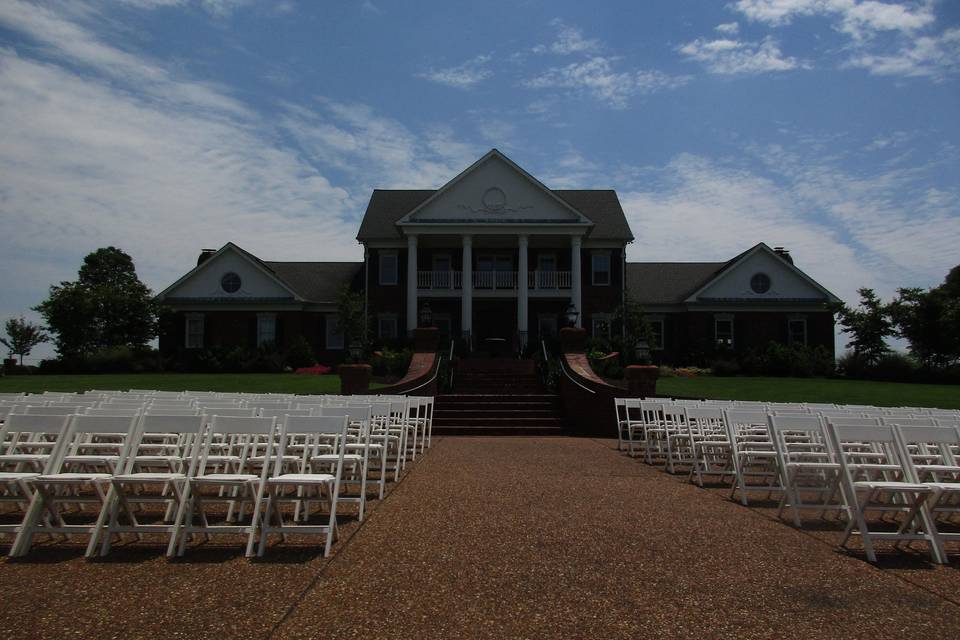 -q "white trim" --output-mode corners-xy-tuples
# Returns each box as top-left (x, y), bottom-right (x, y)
(379, 251), (398, 286)
(157, 242), (303, 302)
(395, 149), (595, 226)
(256, 313), (276, 347)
